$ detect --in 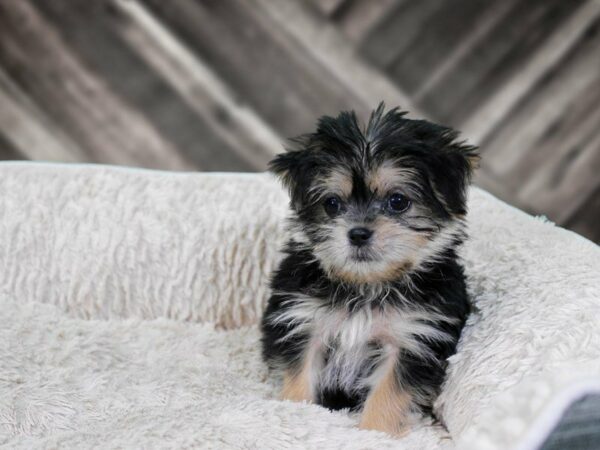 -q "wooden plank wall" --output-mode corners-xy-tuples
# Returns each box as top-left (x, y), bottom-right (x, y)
(0, 0), (598, 243)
